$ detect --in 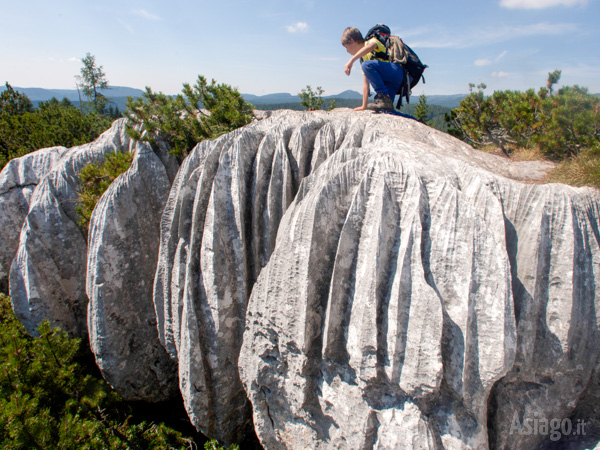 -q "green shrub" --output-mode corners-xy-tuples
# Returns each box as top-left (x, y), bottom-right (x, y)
(446, 81), (600, 160)
(204, 439), (240, 450)
(125, 75), (254, 158)
(536, 85), (600, 159)
(298, 85), (325, 111)
(445, 75), (600, 188)
(1, 84), (113, 171)
(0, 293), (194, 449)
(75, 151), (134, 234)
